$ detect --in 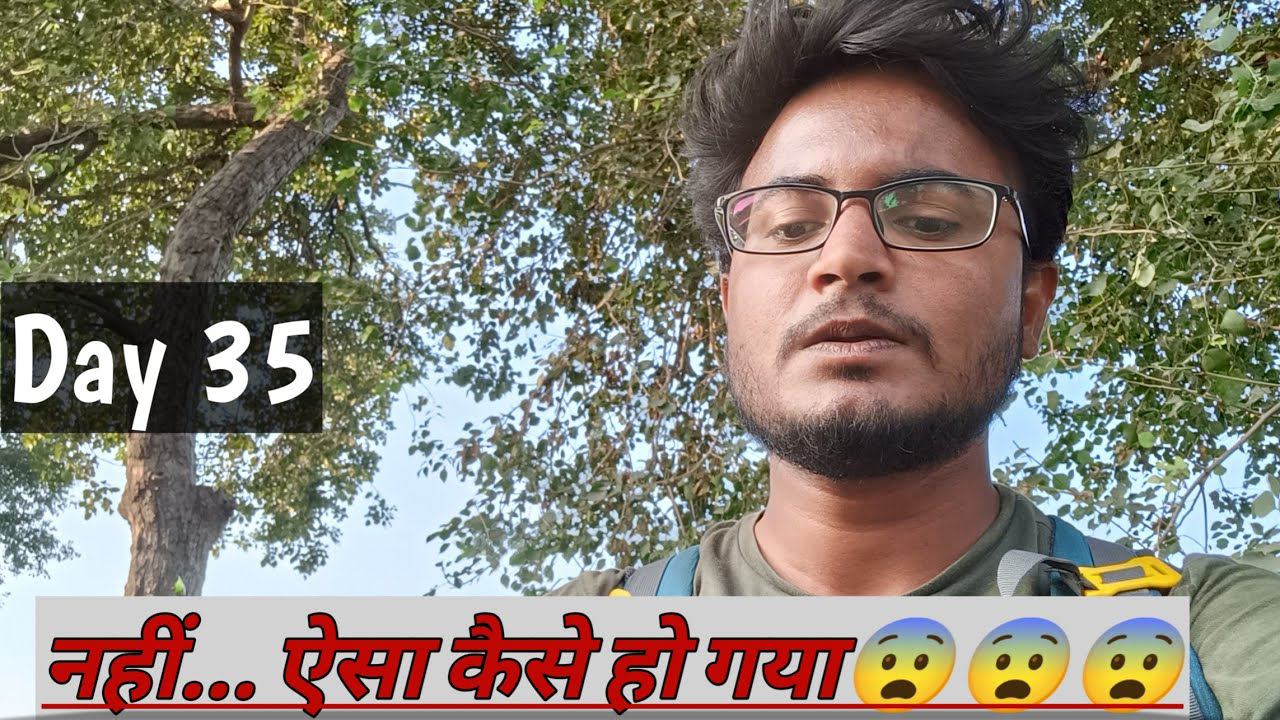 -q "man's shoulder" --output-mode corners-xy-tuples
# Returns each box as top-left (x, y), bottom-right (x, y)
(1175, 552), (1280, 608)
(545, 516), (747, 596)
(546, 568), (628, 597)
(1173, 553), (1280, 719)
